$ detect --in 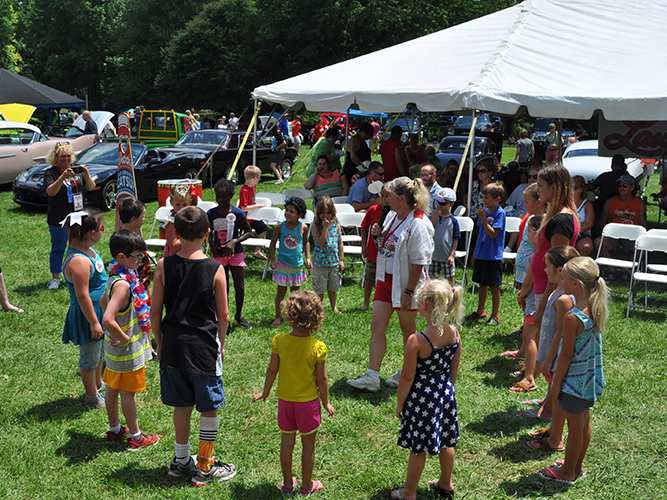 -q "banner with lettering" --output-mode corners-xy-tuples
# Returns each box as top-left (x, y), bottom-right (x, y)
(599, 118), (667, 158)
(115, 113), (138, 231)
